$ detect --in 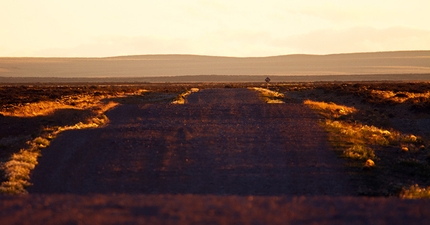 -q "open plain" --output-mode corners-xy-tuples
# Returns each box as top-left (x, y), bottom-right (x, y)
(1, 83), (430, 224)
